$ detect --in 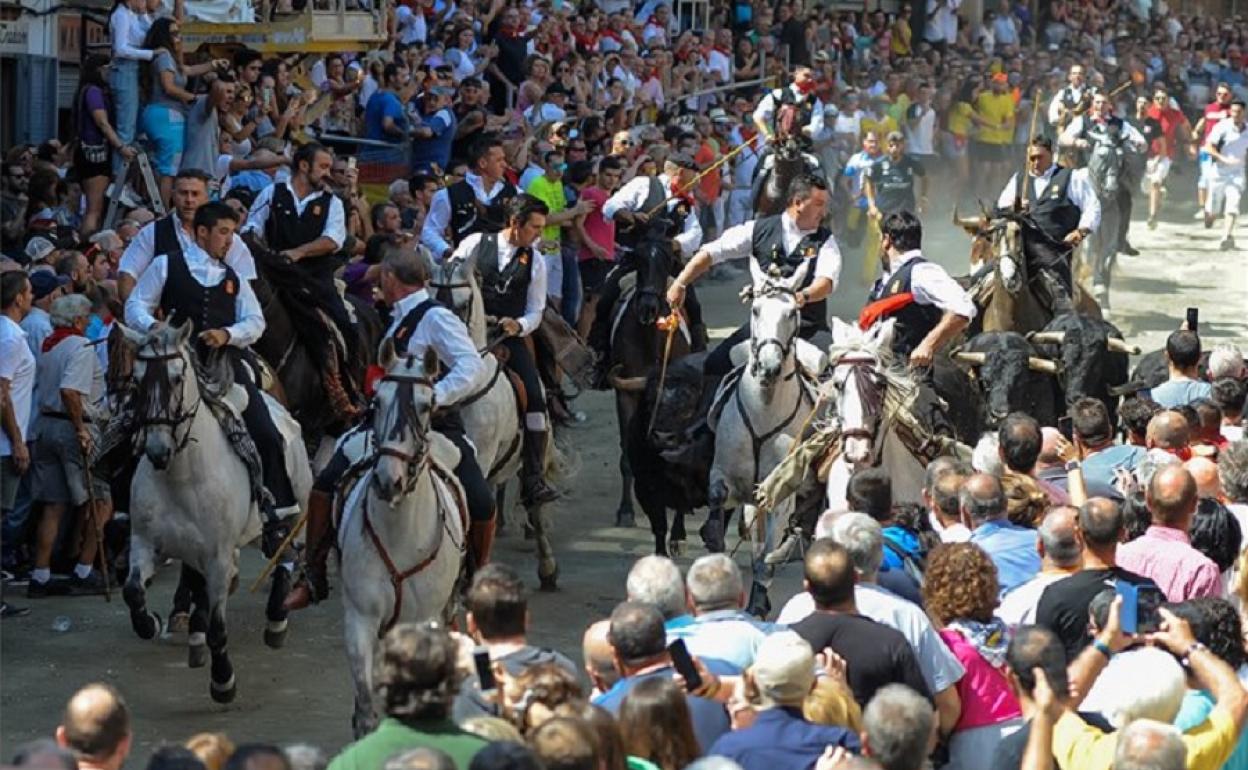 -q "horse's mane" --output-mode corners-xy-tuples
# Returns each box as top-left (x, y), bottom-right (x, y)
(133, 325), (234, 421)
